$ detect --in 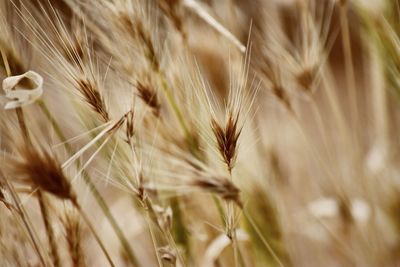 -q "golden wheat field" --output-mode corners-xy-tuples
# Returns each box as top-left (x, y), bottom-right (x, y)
(2, 0), (400, 266)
